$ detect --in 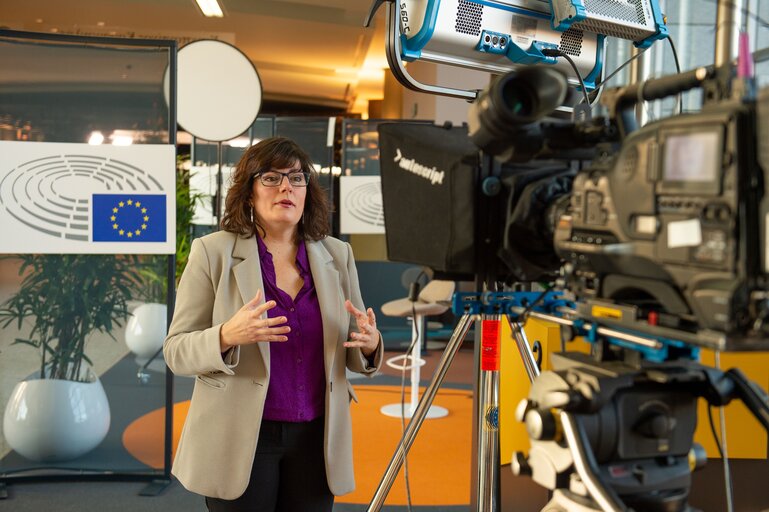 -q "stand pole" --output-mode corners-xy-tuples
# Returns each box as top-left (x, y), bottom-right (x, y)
(380, 314), (448, 419)
(214, 141), (223, 228)
(477, 315), (501, 512)
(367, 313), (475, 511)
